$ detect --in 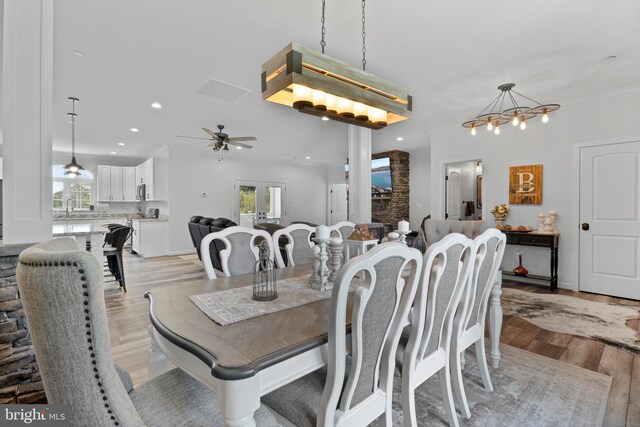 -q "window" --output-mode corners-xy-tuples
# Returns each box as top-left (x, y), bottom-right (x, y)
(52, 165), (94, 211)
